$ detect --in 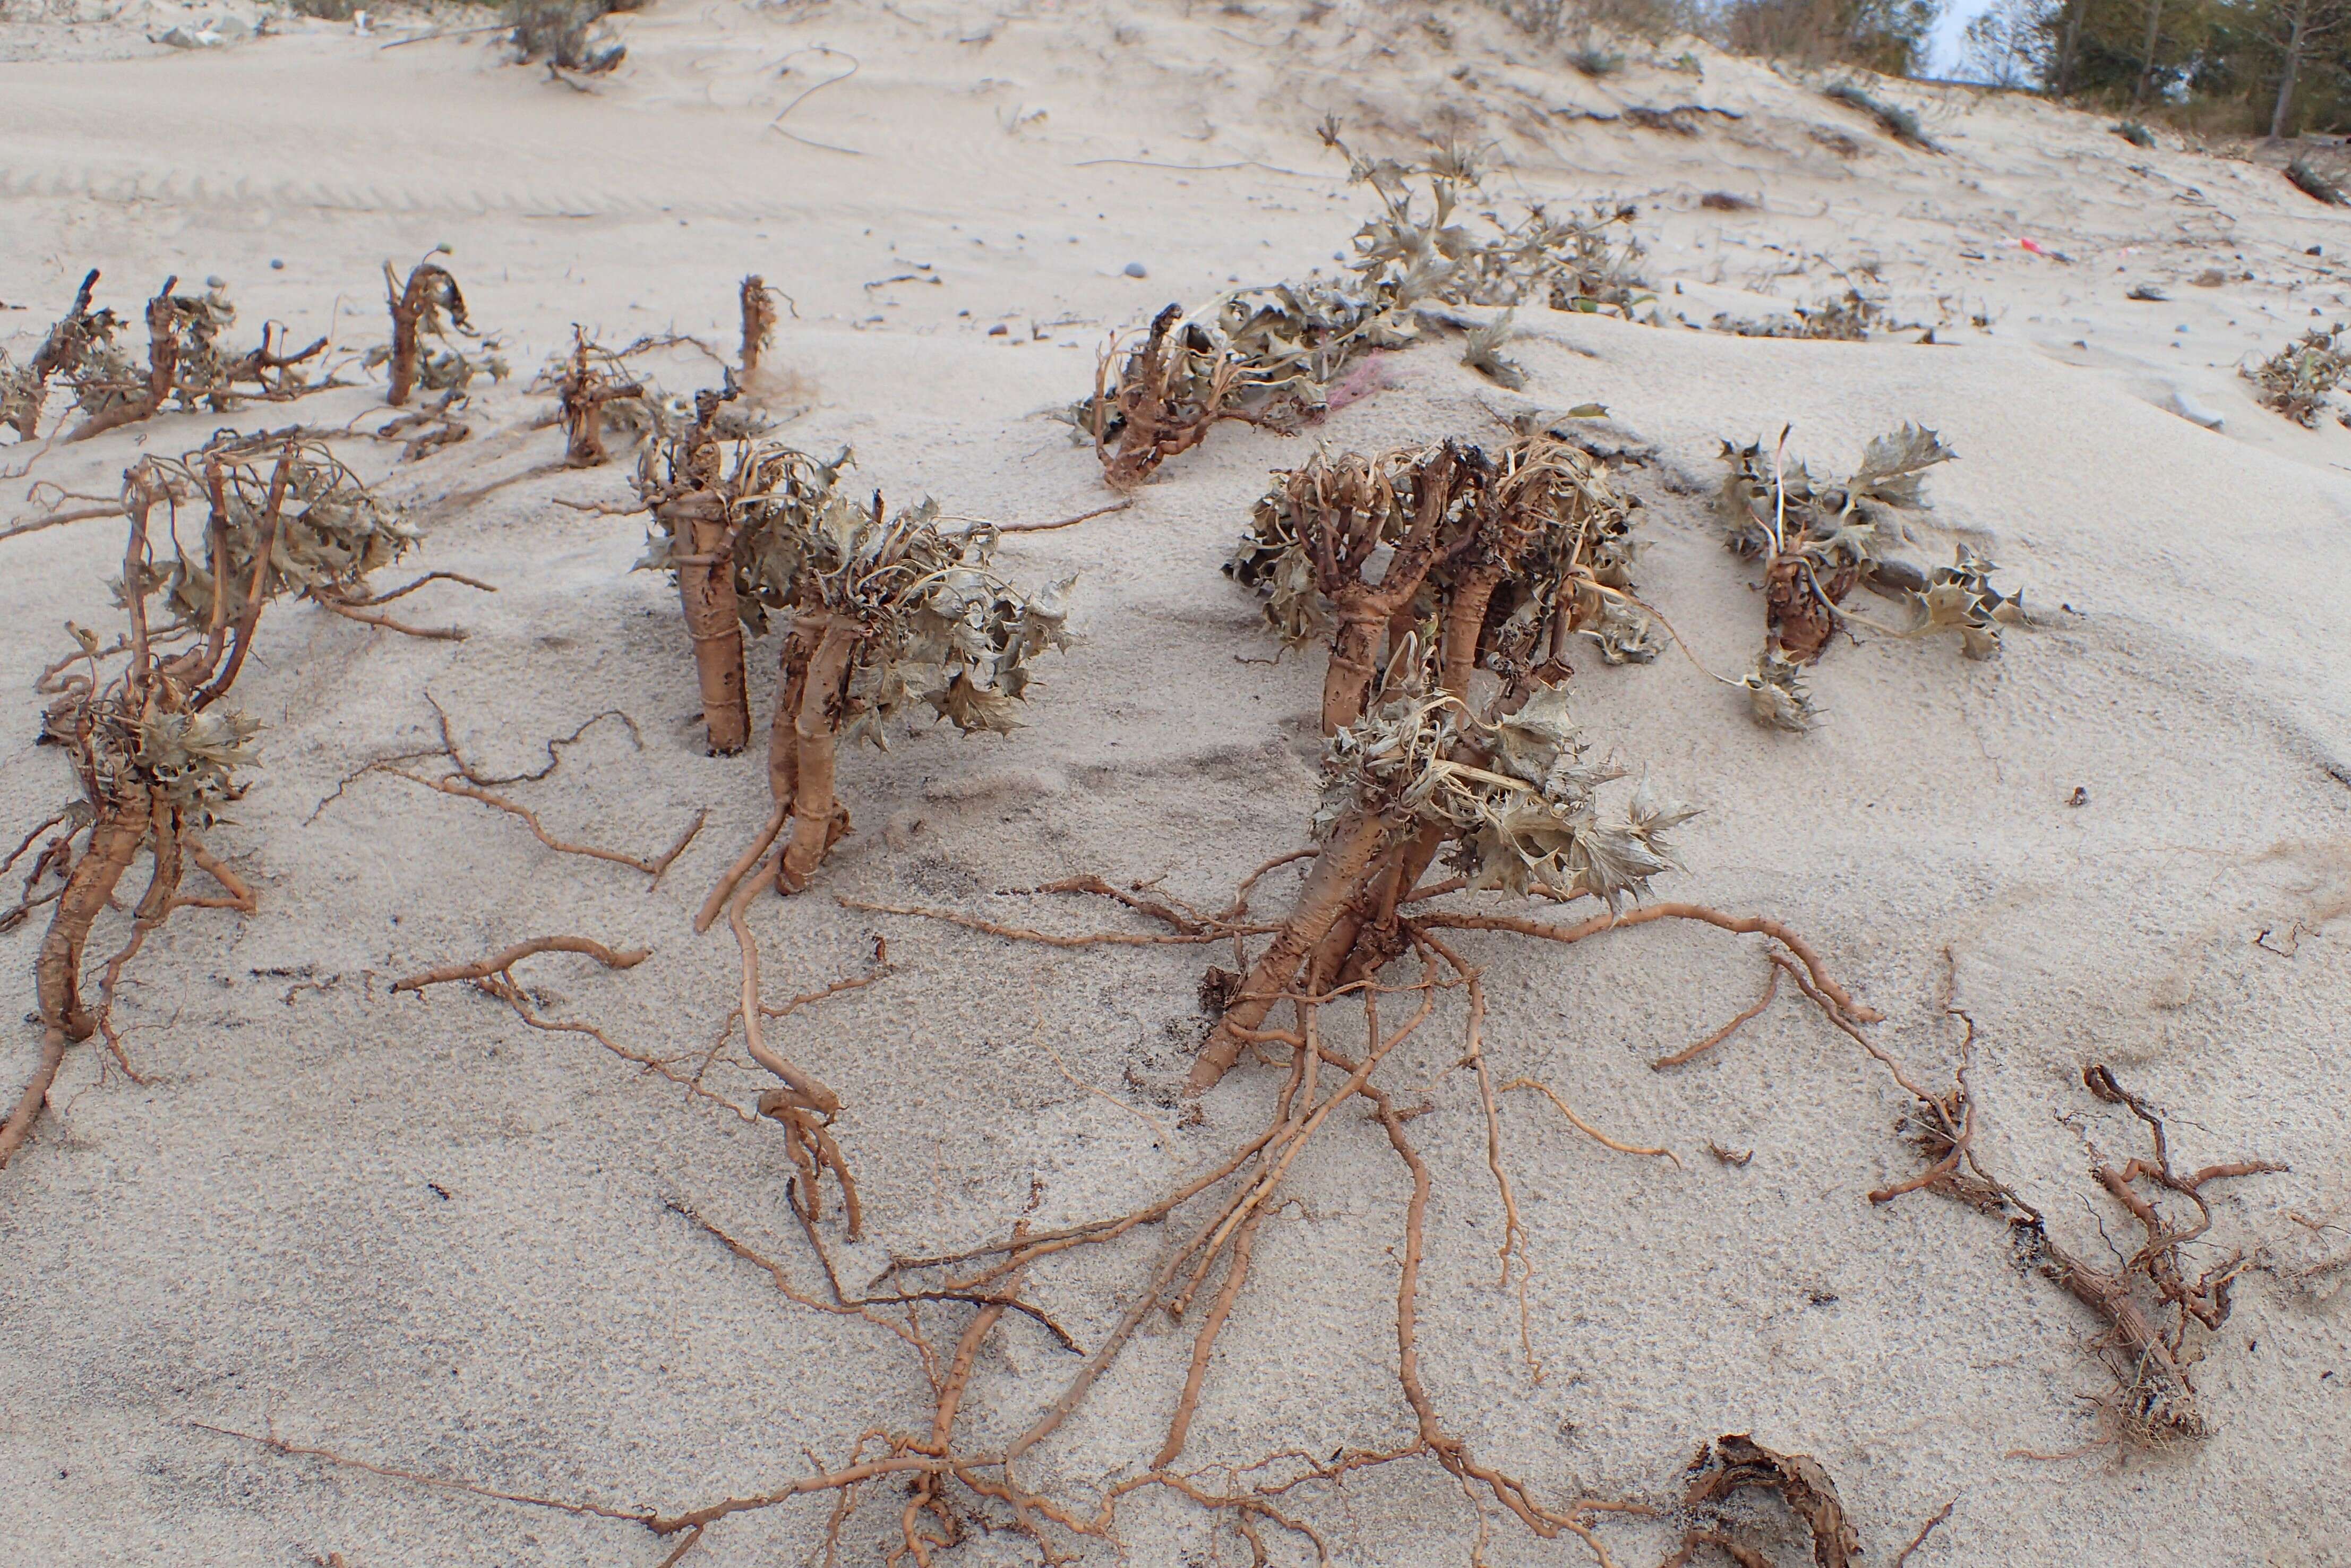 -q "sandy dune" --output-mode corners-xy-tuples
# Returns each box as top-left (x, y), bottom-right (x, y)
(3, 3), (2347, 1564)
